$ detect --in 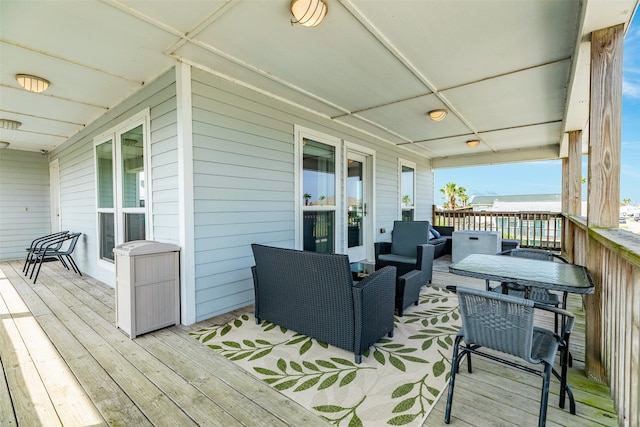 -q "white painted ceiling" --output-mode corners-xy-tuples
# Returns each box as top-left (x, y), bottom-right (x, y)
(1, 0), (637, 168)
